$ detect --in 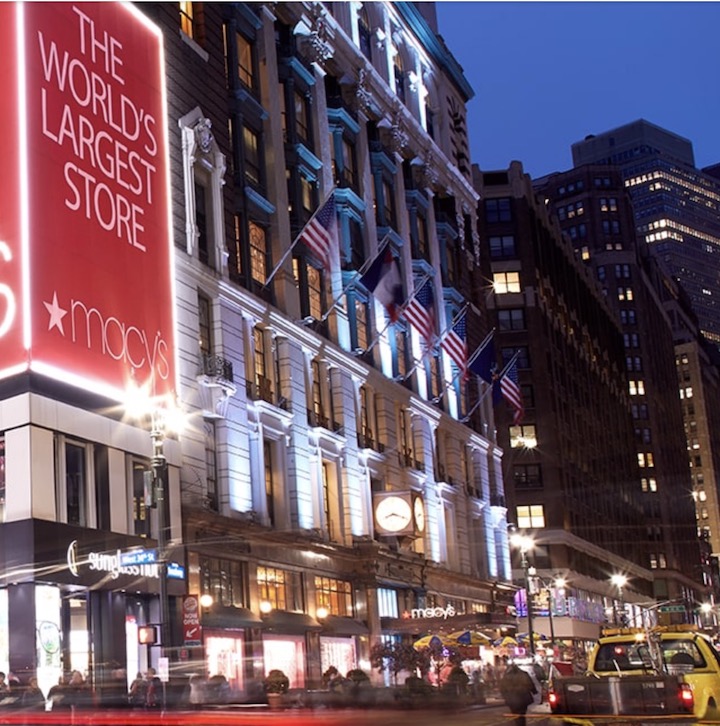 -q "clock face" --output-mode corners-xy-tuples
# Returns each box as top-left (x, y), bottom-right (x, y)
(375, 496), (413, 533)
(414, 497), (426, 532)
